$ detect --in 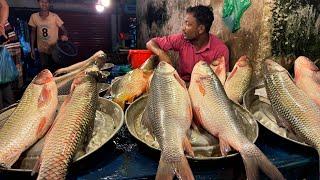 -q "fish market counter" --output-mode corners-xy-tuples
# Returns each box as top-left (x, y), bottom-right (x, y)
(0, 126), (317, 180)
